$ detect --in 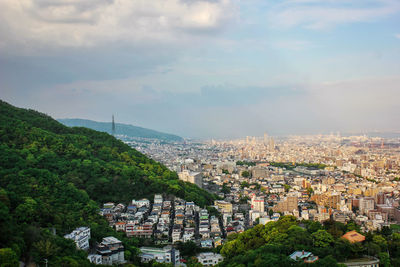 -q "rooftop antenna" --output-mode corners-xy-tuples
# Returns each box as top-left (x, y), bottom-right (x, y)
(112, 114), (115, 136)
